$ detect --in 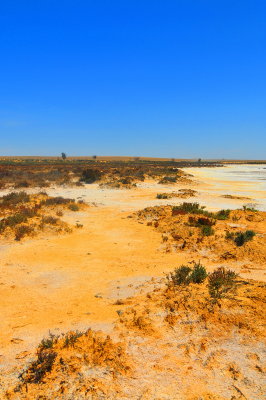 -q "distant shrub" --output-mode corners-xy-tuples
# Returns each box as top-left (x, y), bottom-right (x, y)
(120, 177), (133, 185)
(43, 196), (74, 206)
(80, 168), (102, 184)
(172, 202), (206, 216)
(215, 209), (230, 220)
(226, 230), (255, 246)
(15, 225), (34, 241)
(243, 203), (258, 212)
(201, 225), (214, 236)
(56, 210), (63, 217)
(208, 267), (237, 300)
(0, 220), (5, 233)
(234, 230), (255, 246)
(14, 180), (30, 188)
(159, 176), (177, 184)
(156, 193), (170, 199)
(172, 203), (231, 220)
(167, 262), (207, 286)
(225, 231), (234, 240)
(41, 216), (59, 225)
(5, 213), (28, 227)
(68, 203), (79, 211)
(188, 216), (215, 227)
(1, 191), (30, 206)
